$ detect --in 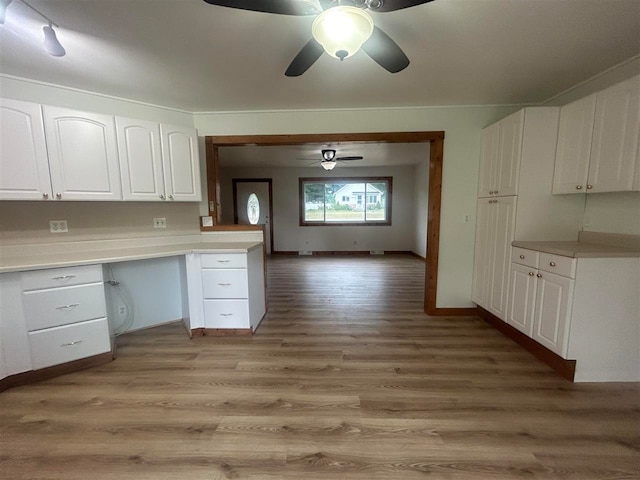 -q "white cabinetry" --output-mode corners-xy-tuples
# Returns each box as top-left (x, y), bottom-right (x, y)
(472, 108), (584, 321)
(477, 110), (523, 198)
(21, 264), (111, 370)
(0, 273), (32, 379)
(116, 118), (201, 202)
(0, 99), (52, 200)
(43, 106), (122, 201)
(187, 248), (266, 332)
(160, 124), (202, 202)
(507, 249), (639, 382)
(553, 74), (640, 194)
